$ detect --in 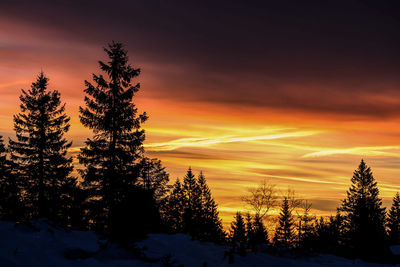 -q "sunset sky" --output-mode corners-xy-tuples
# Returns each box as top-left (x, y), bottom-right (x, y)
(1, 0), (400, 225)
